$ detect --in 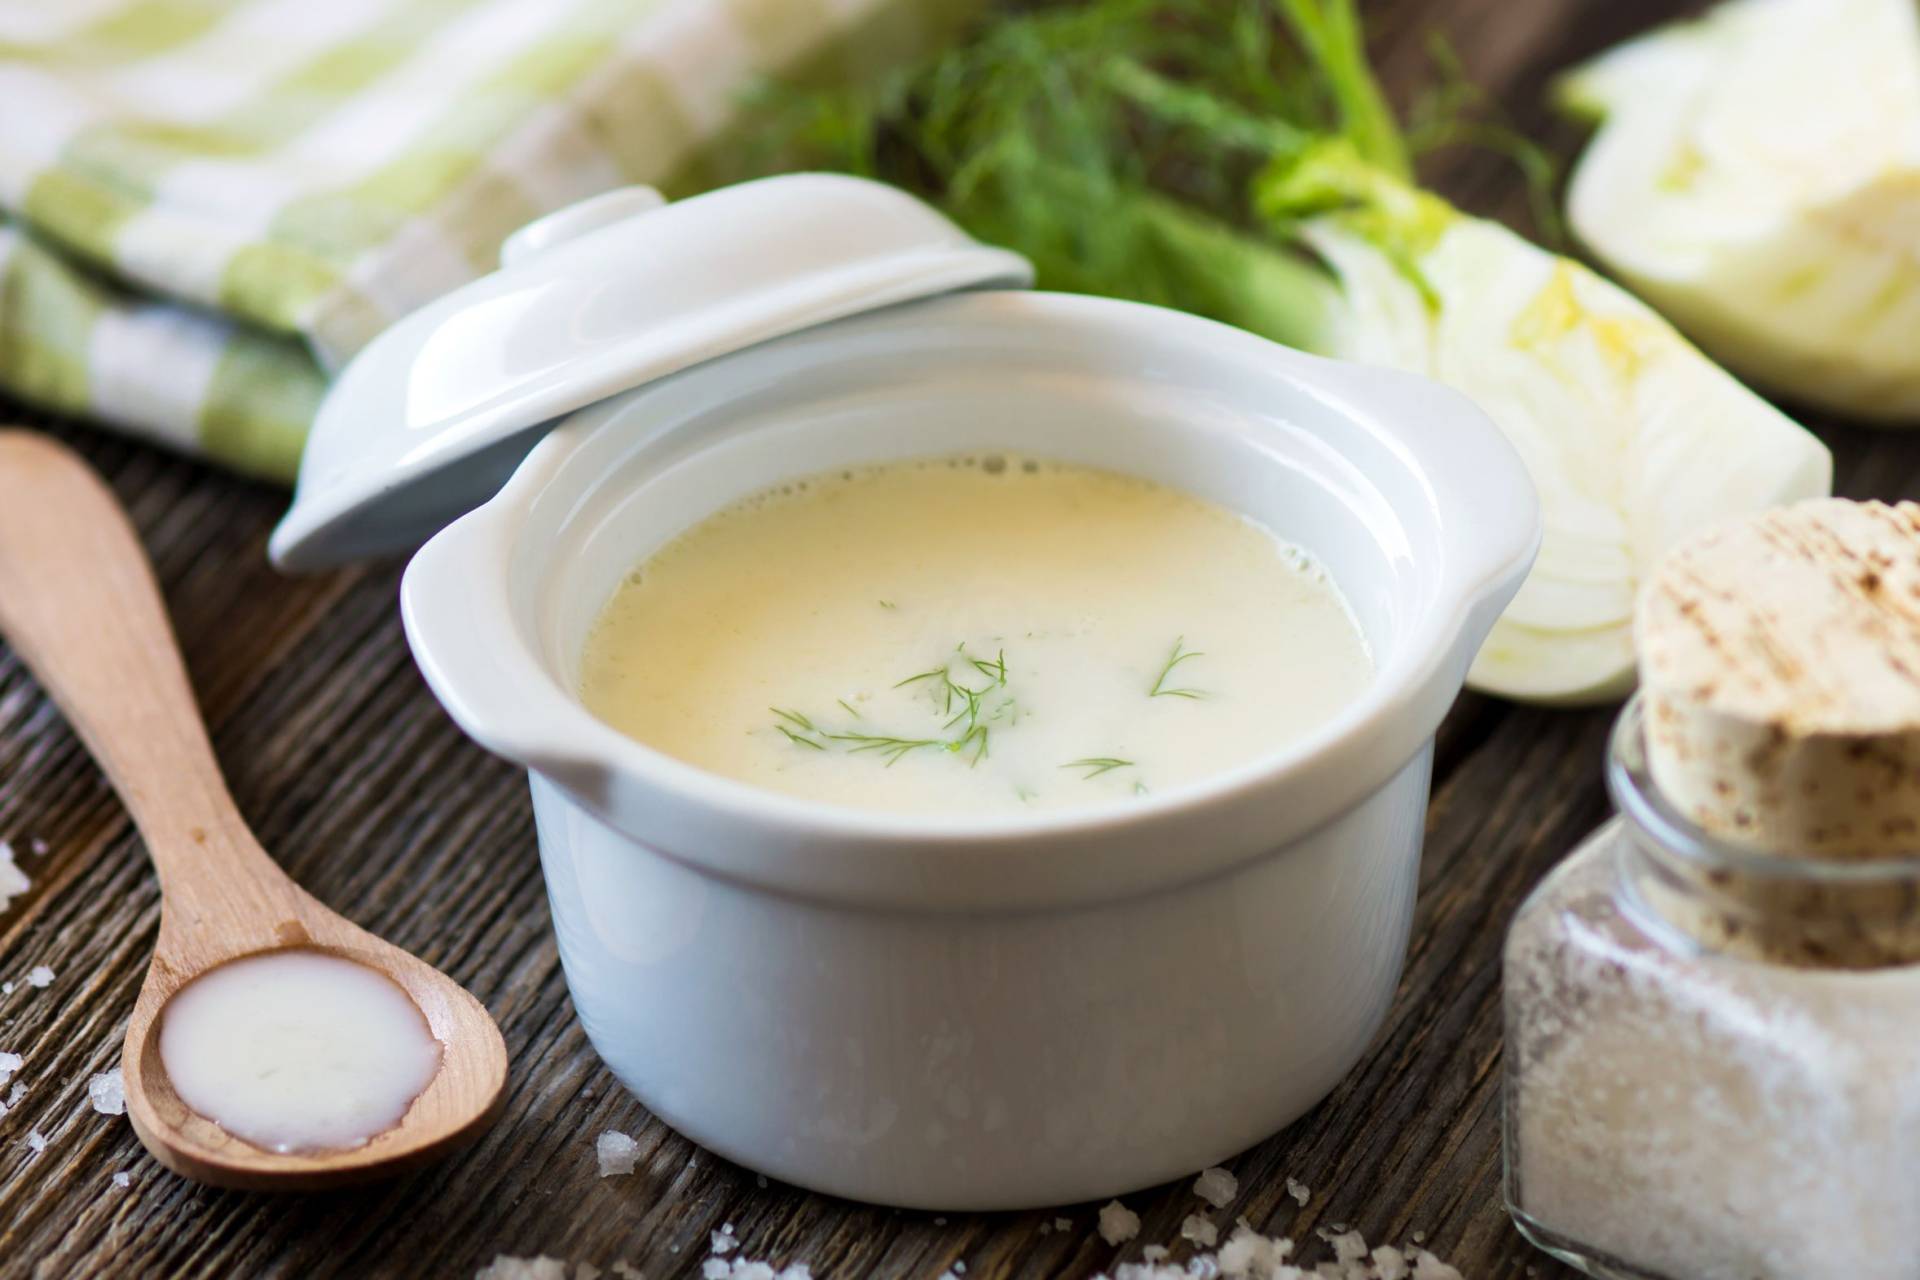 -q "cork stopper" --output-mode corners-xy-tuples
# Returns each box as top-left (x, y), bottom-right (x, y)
(1639, 498), (1920, 858)
(1635, 499), (1920, 966)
